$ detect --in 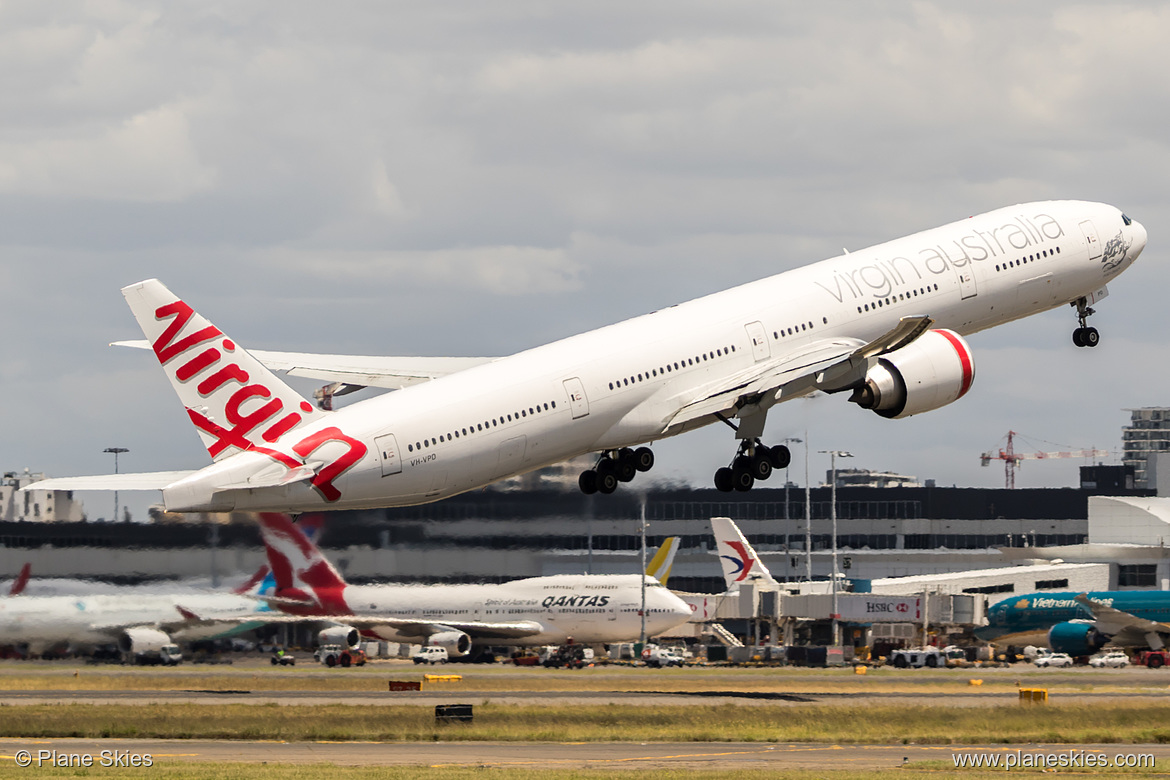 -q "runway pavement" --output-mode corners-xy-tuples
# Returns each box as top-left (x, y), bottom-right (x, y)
(4, 738), (1169, 769)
